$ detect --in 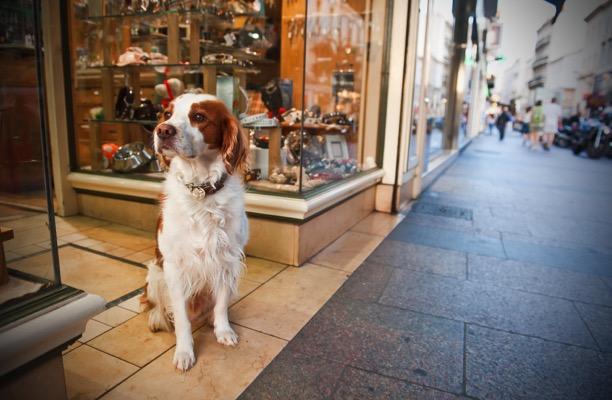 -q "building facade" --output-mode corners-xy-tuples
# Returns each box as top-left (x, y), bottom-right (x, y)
(1, 0), (491, 391)
(580, 0), (612, 109)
